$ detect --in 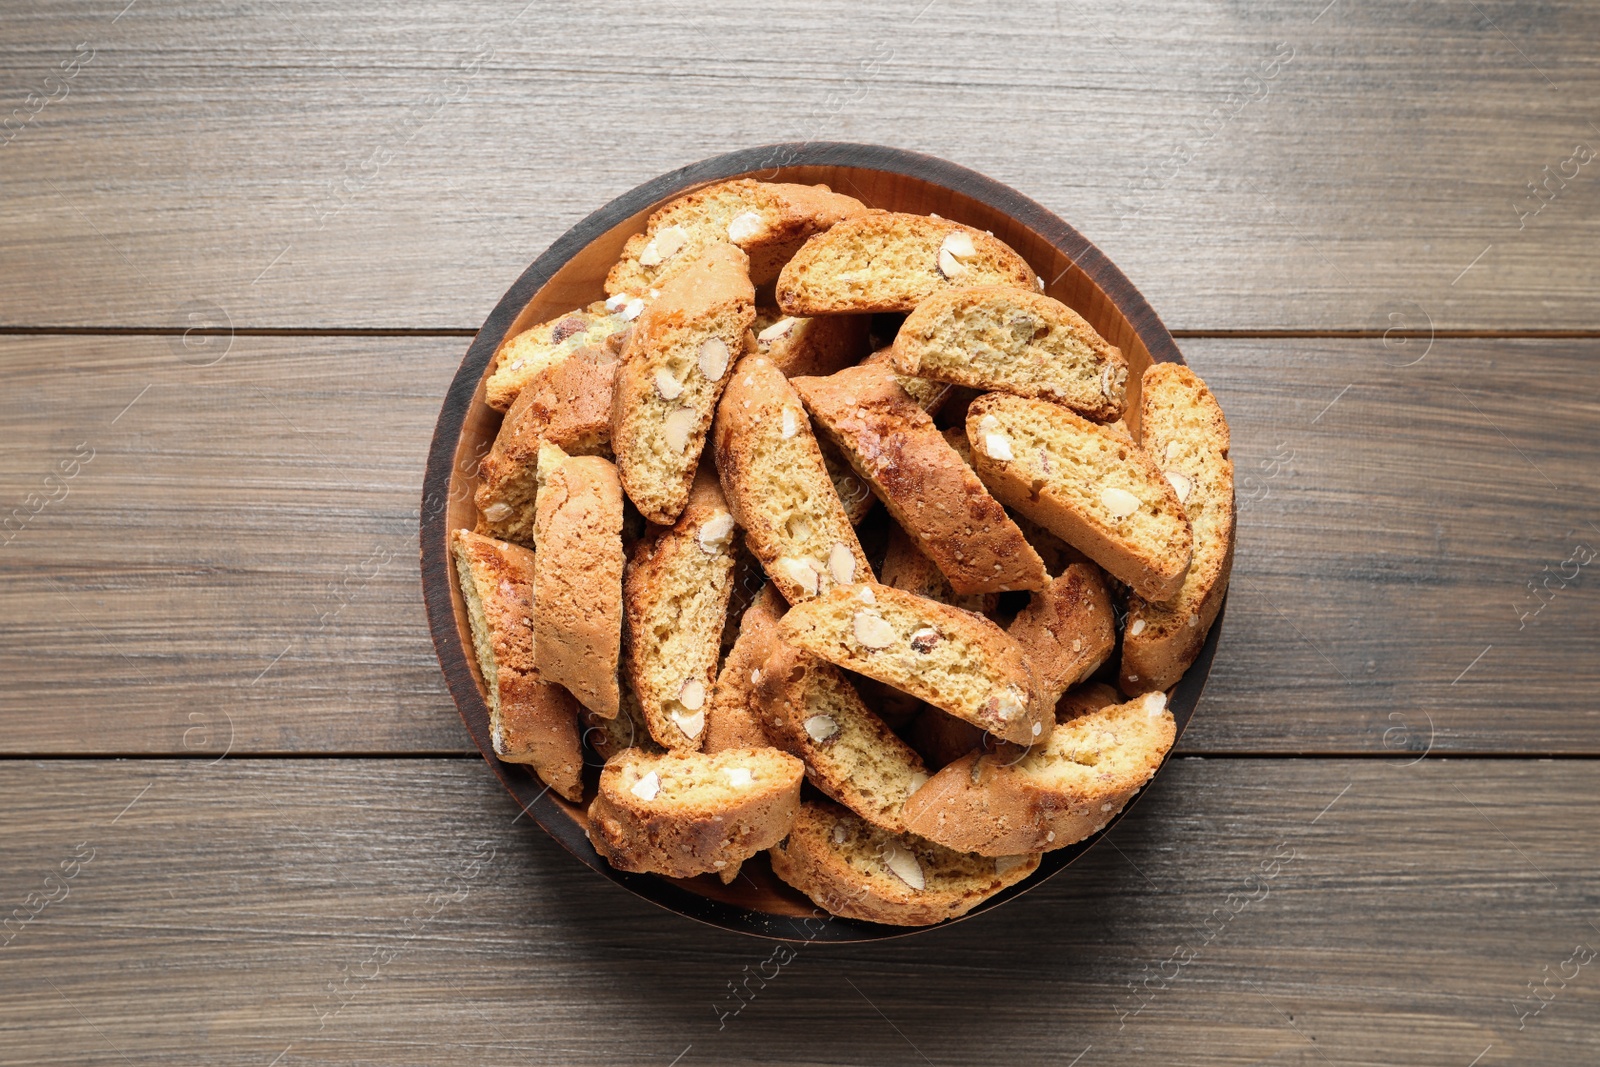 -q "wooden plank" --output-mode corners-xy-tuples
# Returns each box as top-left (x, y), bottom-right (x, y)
(0, 757), (1594, 1064)
(3, 334), (1598, 754)
(1, 1), (1598, 330)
